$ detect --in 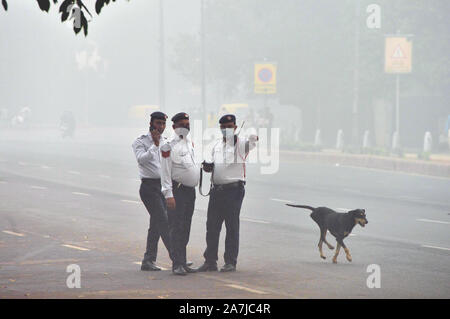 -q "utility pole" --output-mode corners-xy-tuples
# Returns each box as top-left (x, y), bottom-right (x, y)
(352, 0), (360, 148)
(200, 0), (206, 124)
(159, 0), (165, 111)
